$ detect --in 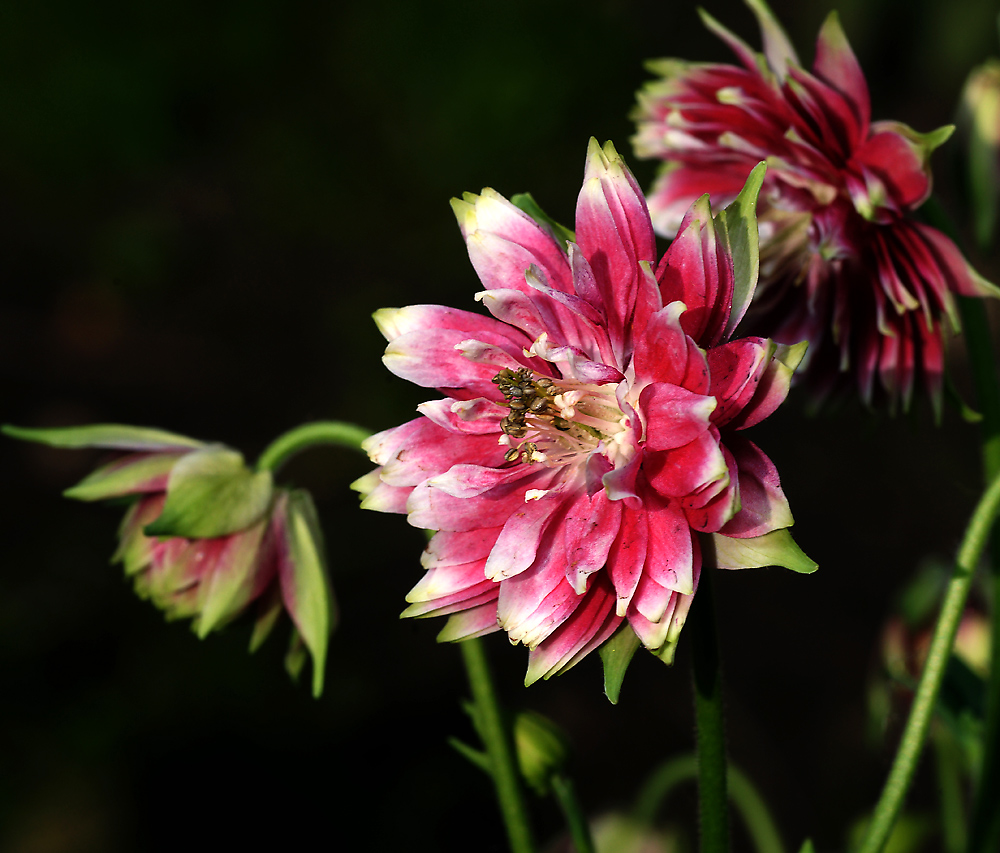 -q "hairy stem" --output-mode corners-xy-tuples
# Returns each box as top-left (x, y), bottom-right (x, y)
(690, 571), (730, 853)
